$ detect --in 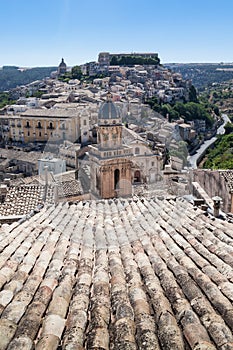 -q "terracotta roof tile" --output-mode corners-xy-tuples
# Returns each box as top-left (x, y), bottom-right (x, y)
(0, 197), (233, 349)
